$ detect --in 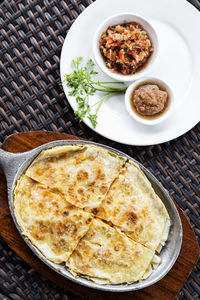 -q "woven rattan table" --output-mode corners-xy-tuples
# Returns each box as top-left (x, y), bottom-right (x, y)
(0, 0), (199, 299)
